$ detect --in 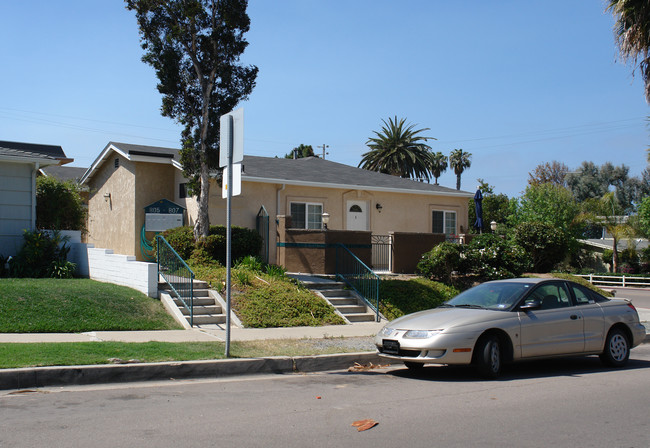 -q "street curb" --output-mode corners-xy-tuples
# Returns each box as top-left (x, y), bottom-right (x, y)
(0, 352), (384, 391)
